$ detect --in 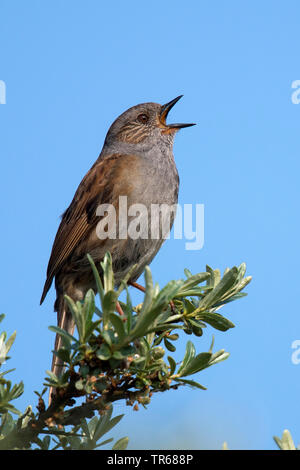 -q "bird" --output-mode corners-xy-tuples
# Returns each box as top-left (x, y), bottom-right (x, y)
(40, 95), (195, 394)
